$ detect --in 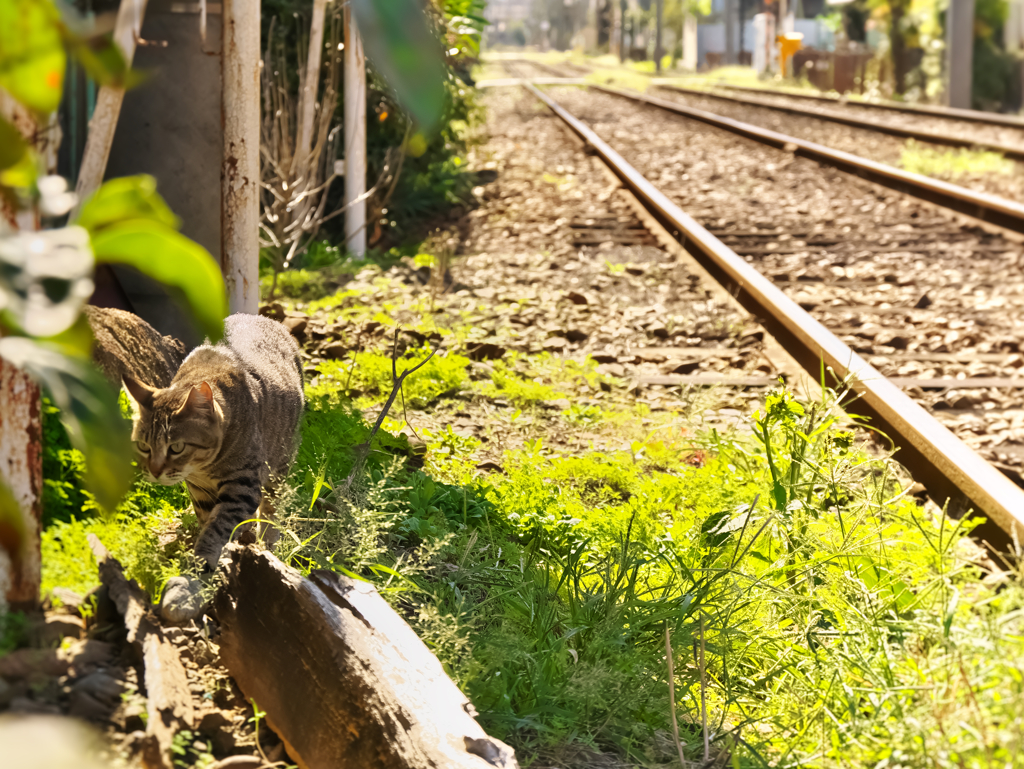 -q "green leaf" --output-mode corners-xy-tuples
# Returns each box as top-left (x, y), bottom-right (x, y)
(67, 32), (146, 90)
(0, 336), (132, 511)
(90, 220), (226, 342)
(0, 146), (37, 189)
(0, 478), (27, 569)
(0, 117), (28, 171)
(75, 175), (180, 235)
(0, 0), (67, 115)
(351, 0), (447, 130)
